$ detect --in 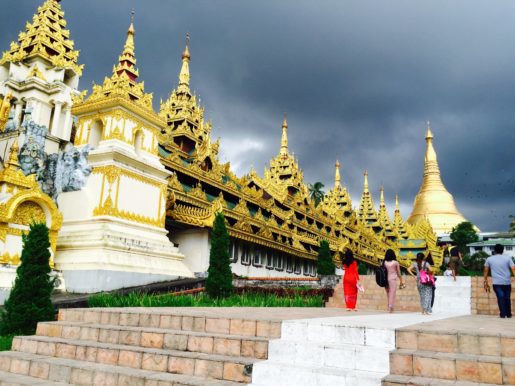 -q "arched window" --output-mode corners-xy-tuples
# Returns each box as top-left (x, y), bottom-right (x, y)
(88, 119), (103, 148)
